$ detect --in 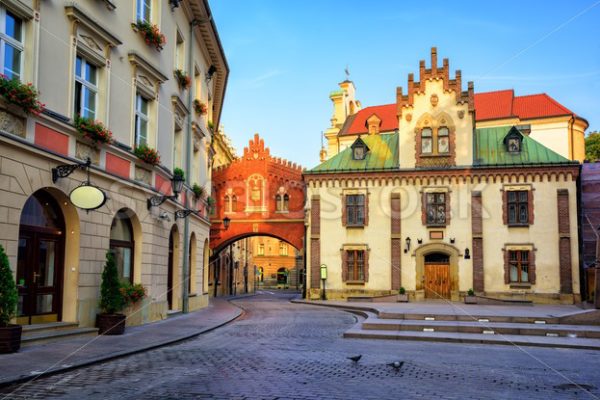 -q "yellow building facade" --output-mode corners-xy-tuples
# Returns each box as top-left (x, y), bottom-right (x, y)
(306, 48), (581, 304)
(0, 0), (227, 327)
